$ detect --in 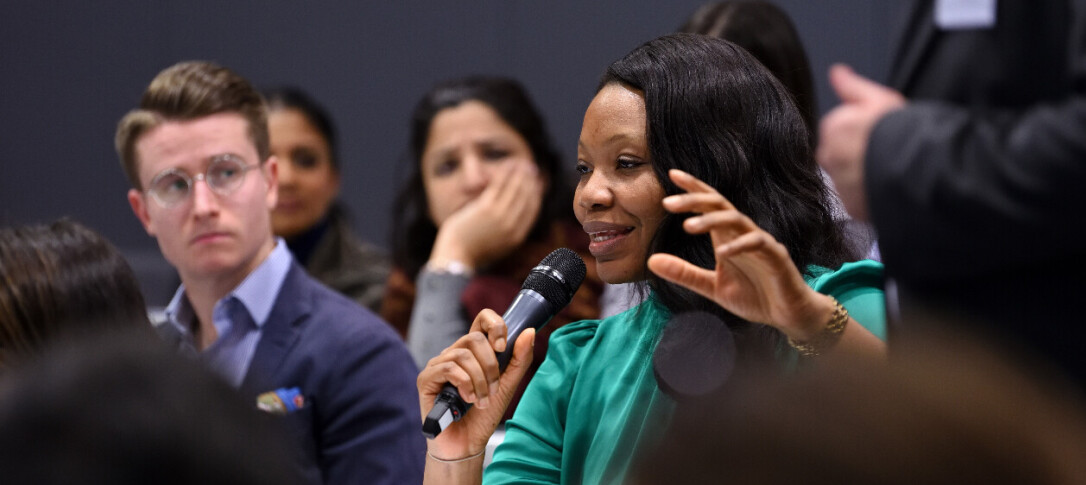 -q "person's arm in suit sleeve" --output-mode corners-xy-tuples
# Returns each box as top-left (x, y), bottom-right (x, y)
(818, 5), (1086, 282)
(864, 0), (1086, 279)
(317, 319), (426, 484)
(864, 94), (1086, 281)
